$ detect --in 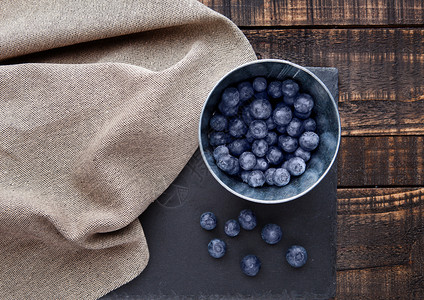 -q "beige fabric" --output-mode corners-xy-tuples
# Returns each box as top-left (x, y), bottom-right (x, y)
(0, 1), (256, 299)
